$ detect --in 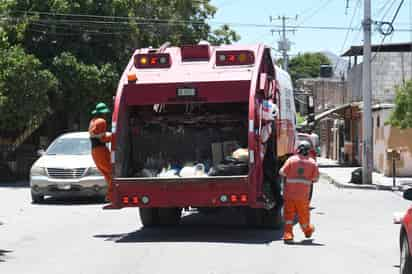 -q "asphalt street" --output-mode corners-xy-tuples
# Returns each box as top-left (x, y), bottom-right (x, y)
(0, 178), (411, 274)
